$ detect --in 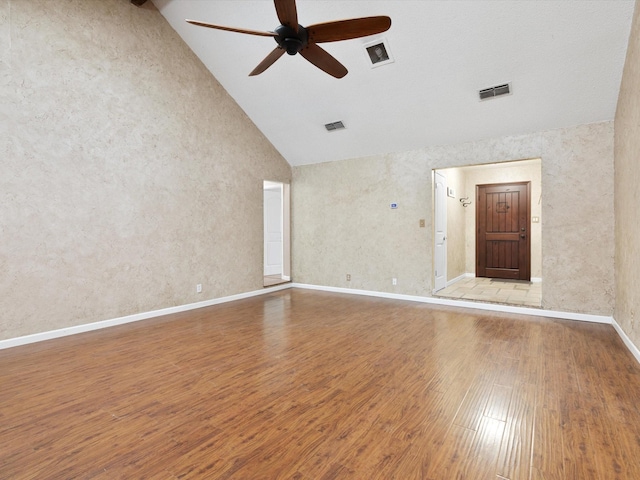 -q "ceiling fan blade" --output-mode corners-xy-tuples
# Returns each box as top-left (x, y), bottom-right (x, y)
(249, 47), (286, 76)
(274, 0), (298, 31)
(186, 19), (277, 37)
(299, 43), (348, 78)
(307, 16), (391, 43)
